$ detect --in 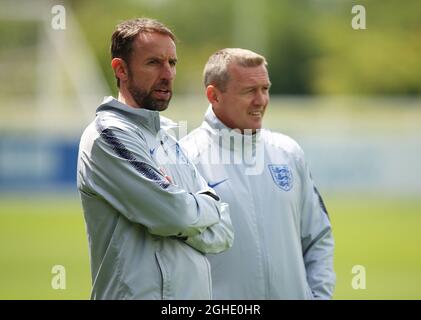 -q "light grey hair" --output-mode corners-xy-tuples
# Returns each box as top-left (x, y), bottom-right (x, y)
(203, 48), (268, 91)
